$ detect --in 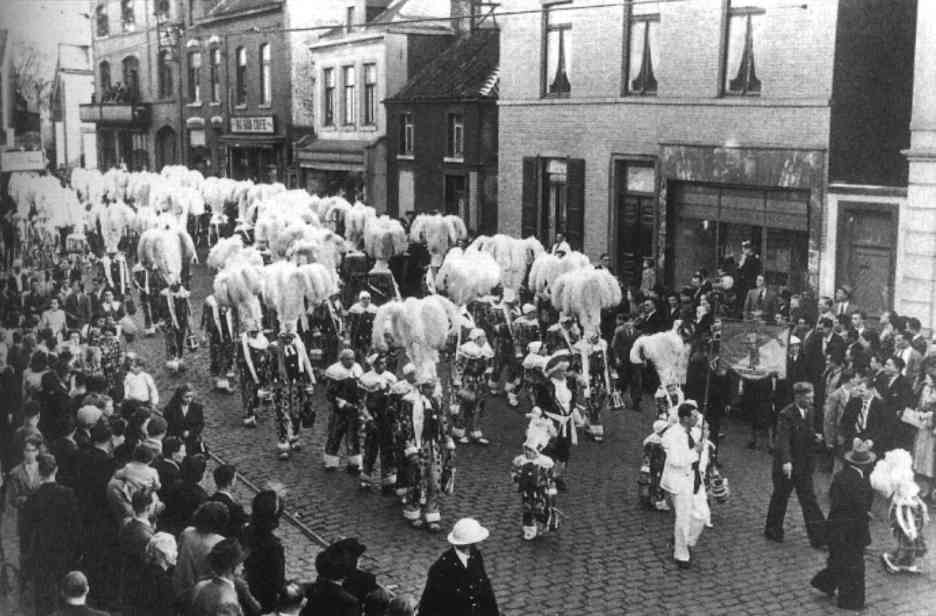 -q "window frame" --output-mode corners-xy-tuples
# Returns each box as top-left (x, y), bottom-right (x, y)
(363, 63), (377, 126)
(235, 47), (247, 107)
(99, 60), (112, 95)
(722, 4), (765, 97)
(446, 113), (465, 160)
(96, 4), (109, 37)
(323, 68), (336, 126)
(622, 6), (660, 96)
(121, 0), (135, 32)
(399, 112), (414, 156)
(187, 50), (202, 104)
(157, 50), (173, 99)
(122, 56), (140, 101)
(542, 1), (573, 98)
(342, 65), (356, 126)
(259, 43), (272, 107)
(209, 47), (221, 104)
